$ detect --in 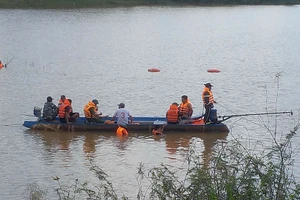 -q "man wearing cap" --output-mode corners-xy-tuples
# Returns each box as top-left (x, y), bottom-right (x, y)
(83, 99), (108, 123)
(202, 83), (217, 124)
(111, 103), (133, 125)
(42, 96), (58, 121)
